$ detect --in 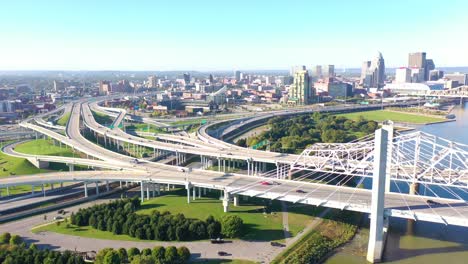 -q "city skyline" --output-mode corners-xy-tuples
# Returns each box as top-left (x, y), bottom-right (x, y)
(0, 0), (467, 71)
